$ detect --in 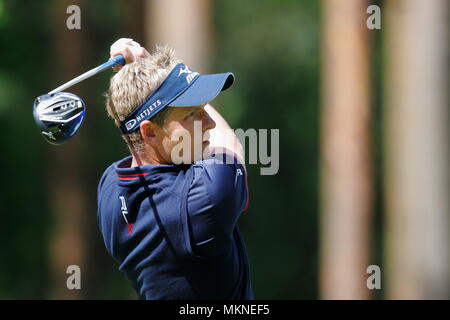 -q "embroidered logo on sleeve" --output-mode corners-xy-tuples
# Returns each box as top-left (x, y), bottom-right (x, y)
(119, 195), (133, 234)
